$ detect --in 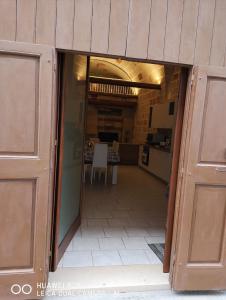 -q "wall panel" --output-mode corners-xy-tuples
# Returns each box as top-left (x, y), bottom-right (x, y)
(179, 0), (199, 65)
(0, 0), (16, 41)
(91, 0), (111, 54)
(108, 0), (130, 56)
(56, 0), (75, 49)
(16, 0), (37, 43)
(164, 0), (184, 63)
(194, 0), (216, 65)
(126, 0), (152, 59)
(73, 0), (92, 51)
(210, 0), (226, 66)
(36, 0), (56, 46)
(0, 1), (226, 66)
(148, 0), (168, 61)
